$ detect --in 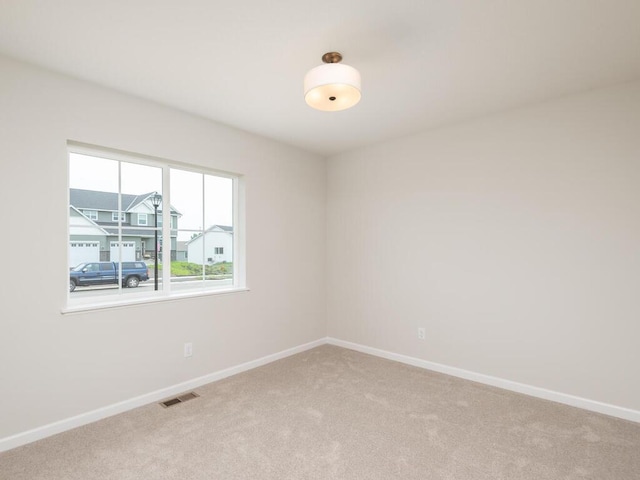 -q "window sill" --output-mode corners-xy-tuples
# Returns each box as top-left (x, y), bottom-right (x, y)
(62, 286), (250, 315)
